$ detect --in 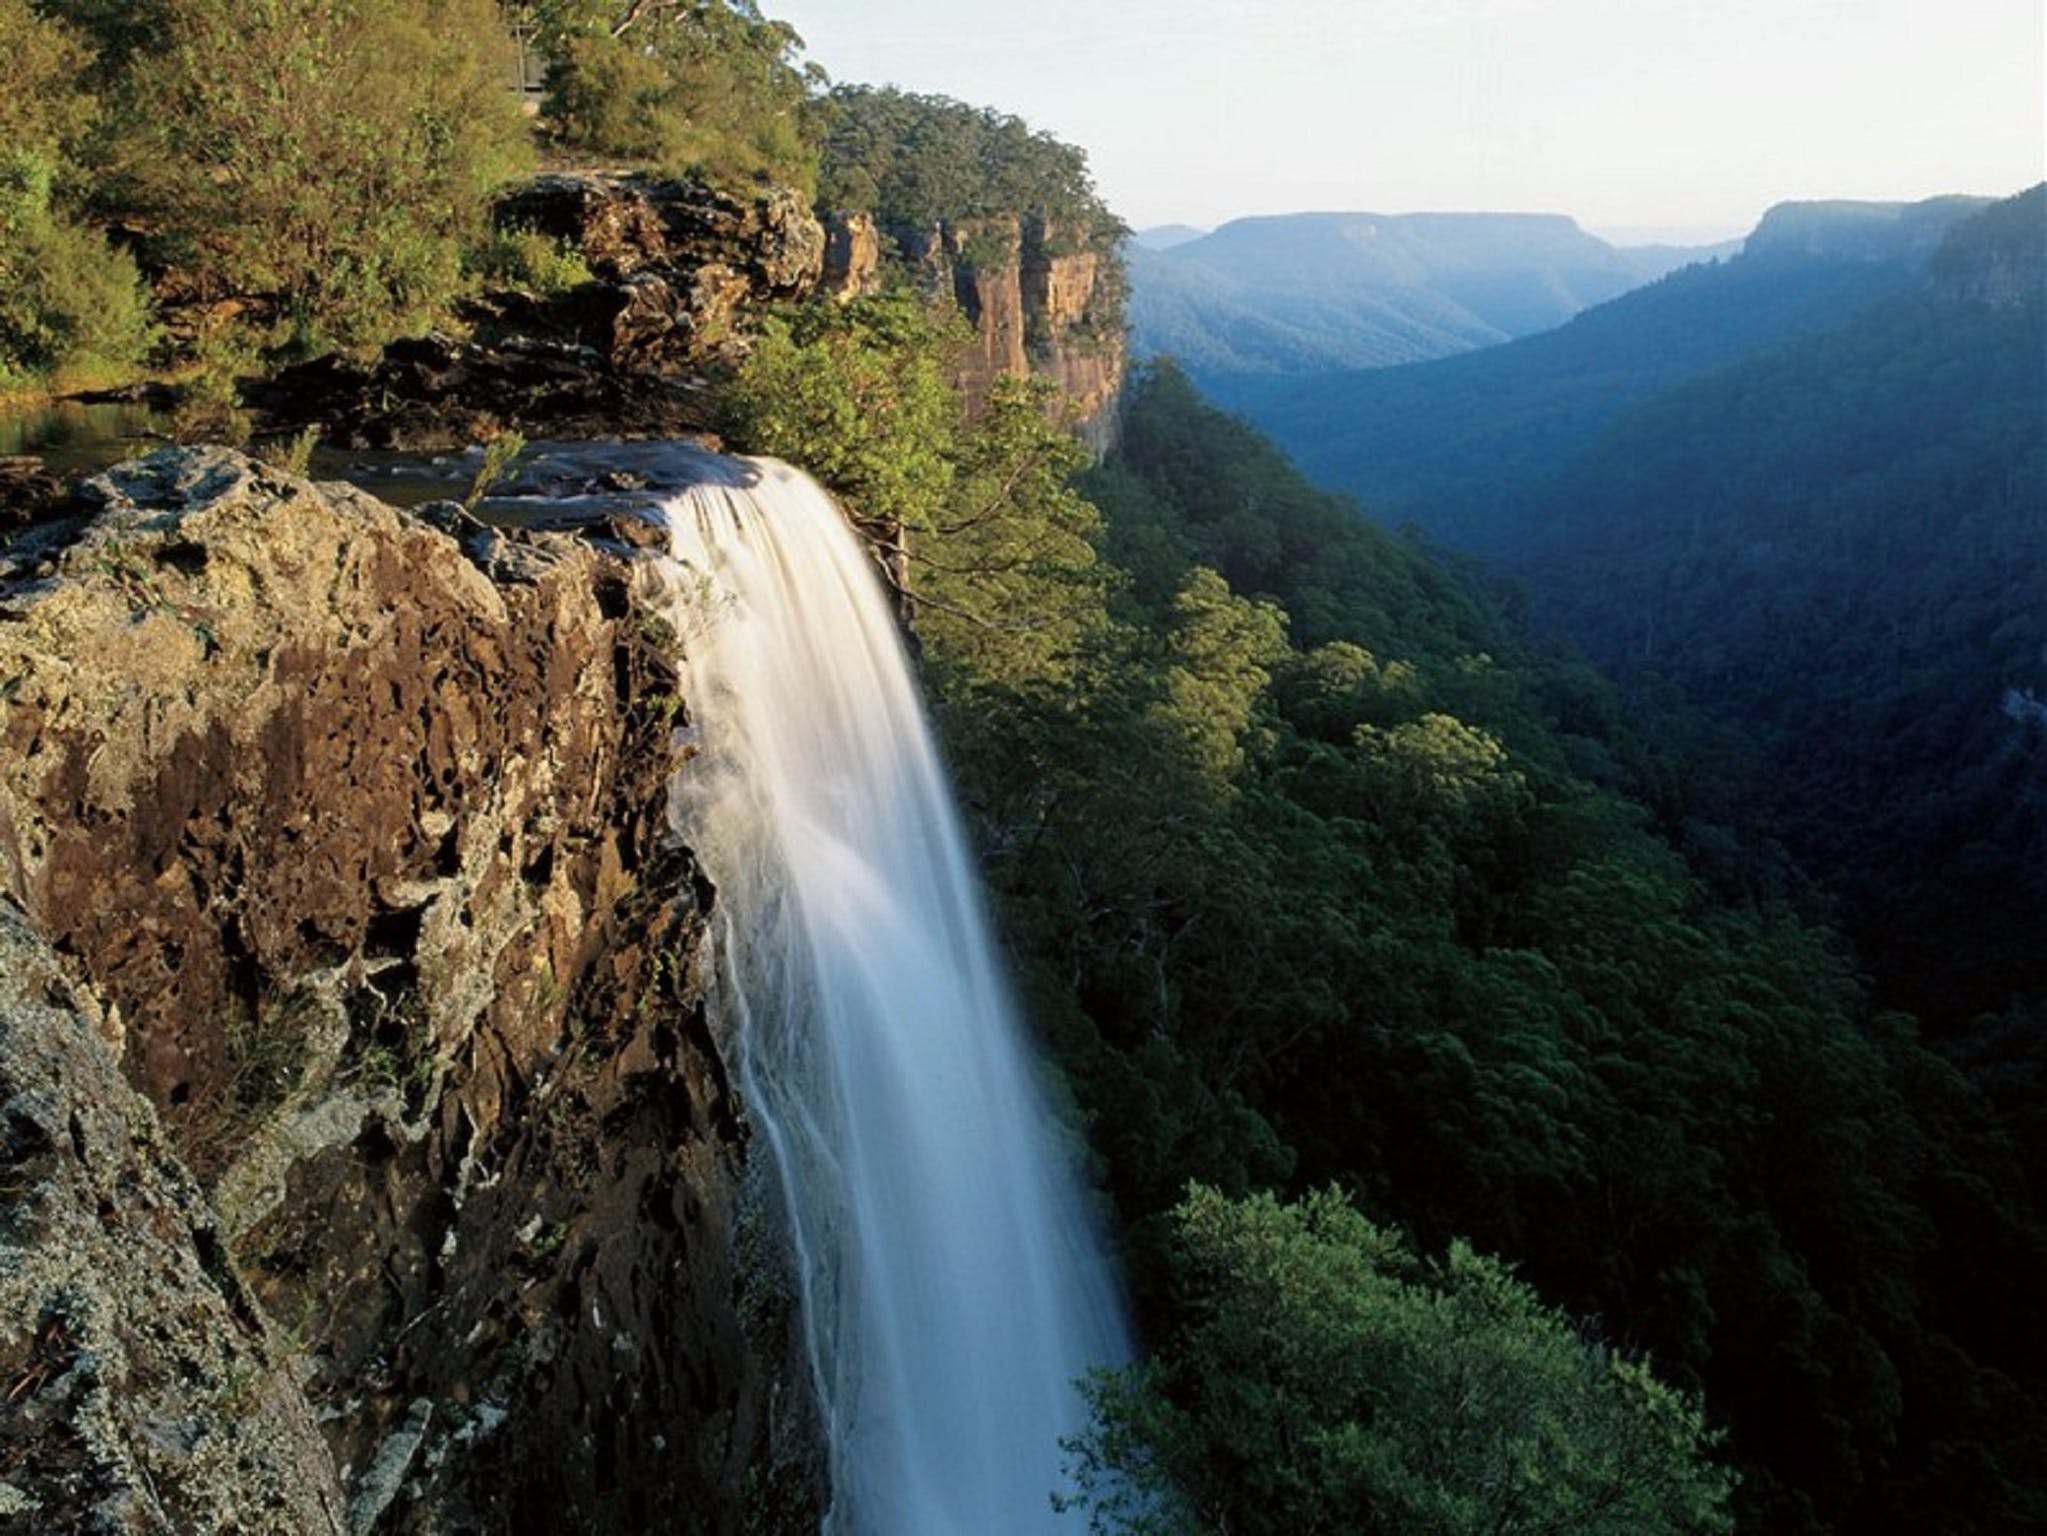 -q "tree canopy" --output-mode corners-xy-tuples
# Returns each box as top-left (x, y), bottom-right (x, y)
(816, 85), (1123, 241)
(0, 0), (153, 387)
(1060, 1185), (1735, 1536)
(526, 0), (820, 191)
